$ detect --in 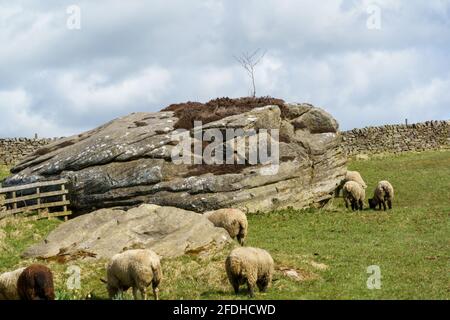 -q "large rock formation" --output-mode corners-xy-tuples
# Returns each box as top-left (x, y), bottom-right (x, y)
(5, 98), (347, 213)
(23, 204), (231, 259)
